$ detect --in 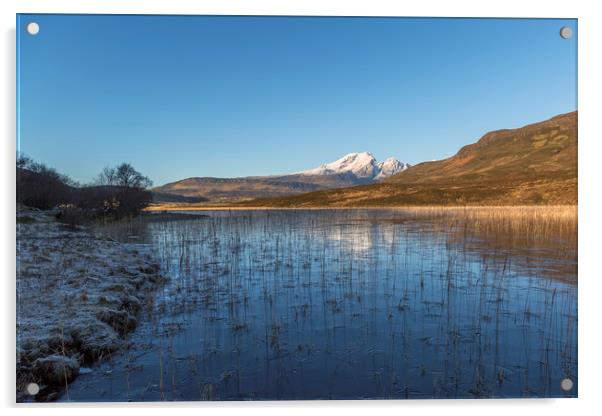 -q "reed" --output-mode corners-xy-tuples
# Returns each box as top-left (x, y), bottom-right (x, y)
(69, 206), (577, 400)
